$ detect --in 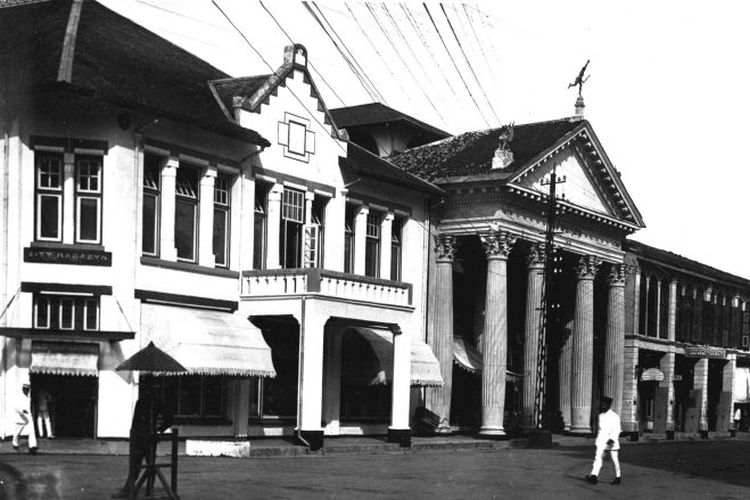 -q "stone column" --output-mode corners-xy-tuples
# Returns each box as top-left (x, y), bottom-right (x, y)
(659, 351), (676, 432)
(379, 213), (393, 279)
(570, 255), (600, 434)
(426, 234), (457, 432)
(604, 263), (626, 415)
(297, 305), (327, 450)
(198, 165), (217, 267)
(159, 156), (178, 261)
(353, 206), (369, 275)
(694, 357), (709, 432)
(631, 265), (641, 335)
(389, 326), (412, 447)
(622, 345), (639, 433)
(478, 230), (516, 436)
(238, 163), (255, 272)
(522, 243), (545, 430)
(62, 152), (75, 244)
(720, 355), (736, 432)
(265, 184), (282, 269)
(322, 325), (344, 436)
(655, 278), (662, 338)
